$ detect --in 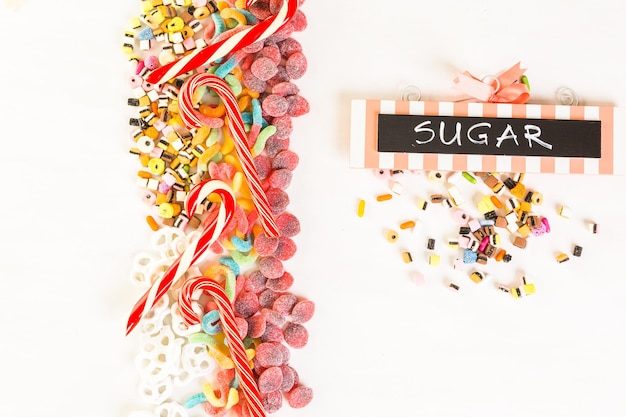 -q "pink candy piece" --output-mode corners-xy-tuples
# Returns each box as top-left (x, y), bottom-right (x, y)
(262, 94), (289, 117)
(242, 70), (267, 93)
(290, 9), (308, 32)
(258, 366), (284, 394)
(541, 216), (551, 233)
(253, 155), (272, 180)
(268, 168), (293, 190)
(273, 293), (298, 315)
(271, 115), (293, 139)
(261, 390), (283, 414)
(258, 289), (279, 309)
(257, 45), (282, 65)
(266, 188), (290, 214)
(253, 233), (279, 257)
(144, 55), (160, 70)
(278, 38), (302, 57)
(272, 81), (300, 97)
(286, 95), (310, 117)
(242, 40), (264, 54)
(235, 316), (249, 339)
(279, 365), (297, 392)
(272, 150), (299, 170)
(261, 322), (285, 343)
(290, 299), (315, 324)
(266, 270), (294, 292)
(276, 212), (301, 237)
(249, 1), (272, 20)
(285, 51), (307, 79)
(251, 57), (278, 81)
(259, 256), (284, 279)
(234, 291), (260, 318)
(262, 307), (286, 326)
(247, 313), (267, 338)
(255, 342), (286, 367)
(283, 322), (308, 348)
(264, 136), (290, 158)
(287, 385), (313, 408)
